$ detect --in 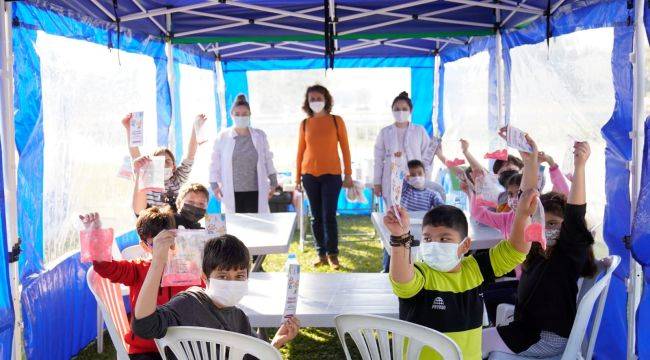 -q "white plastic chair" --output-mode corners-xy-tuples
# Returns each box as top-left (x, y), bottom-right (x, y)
(154, 326), (282, 360)
(489, 255), (620, 360)
(335, 314), (462, 360)
(86, 267), (130, 360)
(121, 244), (147, 260)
